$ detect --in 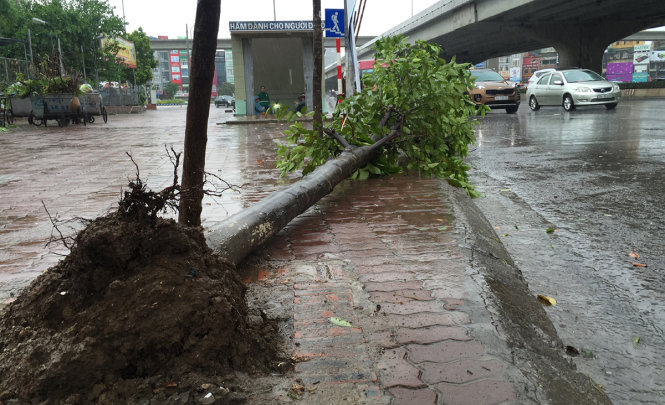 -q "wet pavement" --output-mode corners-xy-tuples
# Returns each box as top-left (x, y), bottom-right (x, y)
(1, 105), (606, 403)
(467, 98), (665, 405)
